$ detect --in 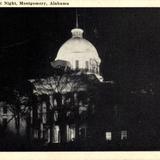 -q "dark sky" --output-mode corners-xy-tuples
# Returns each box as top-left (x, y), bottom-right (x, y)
(1, 8), (160, 89)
